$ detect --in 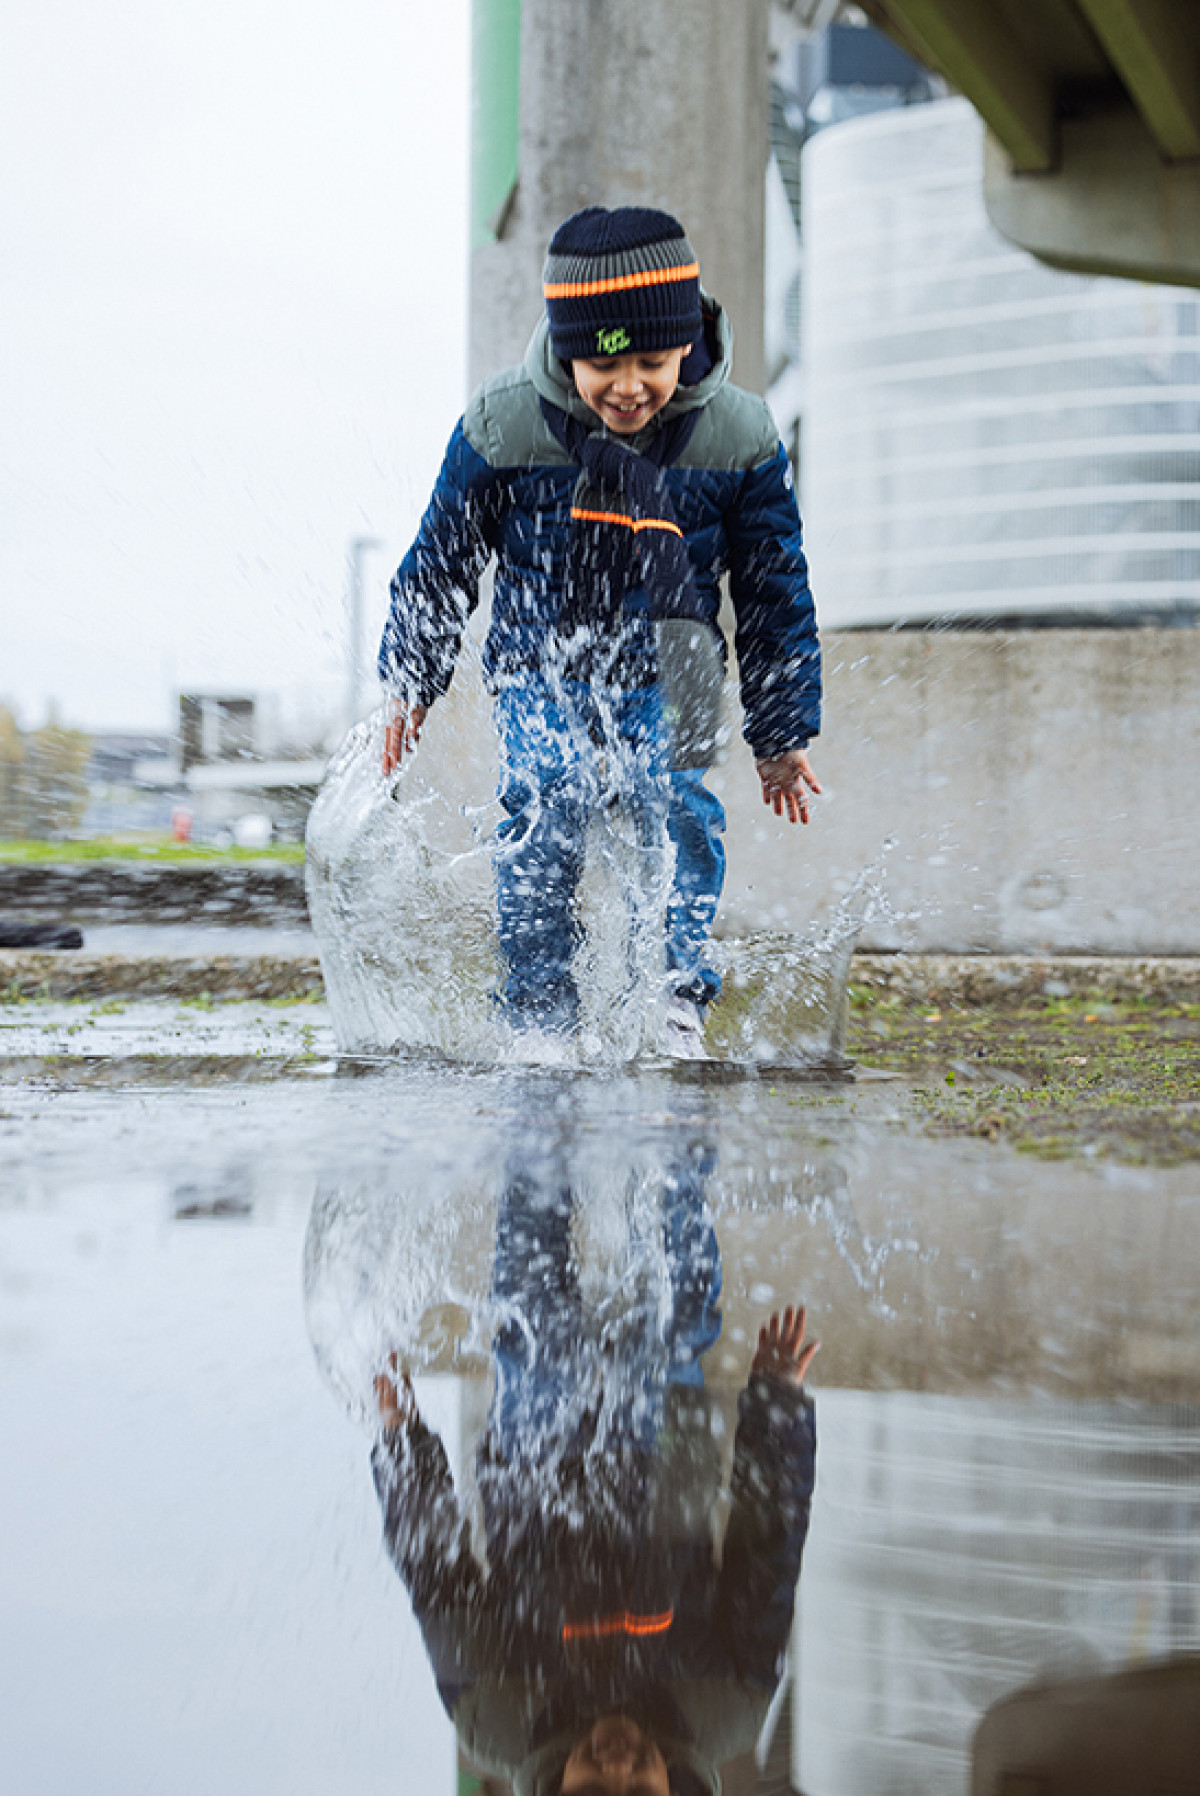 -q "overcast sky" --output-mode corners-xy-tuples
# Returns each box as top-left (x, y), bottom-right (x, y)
(1, 0), (469, 736)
